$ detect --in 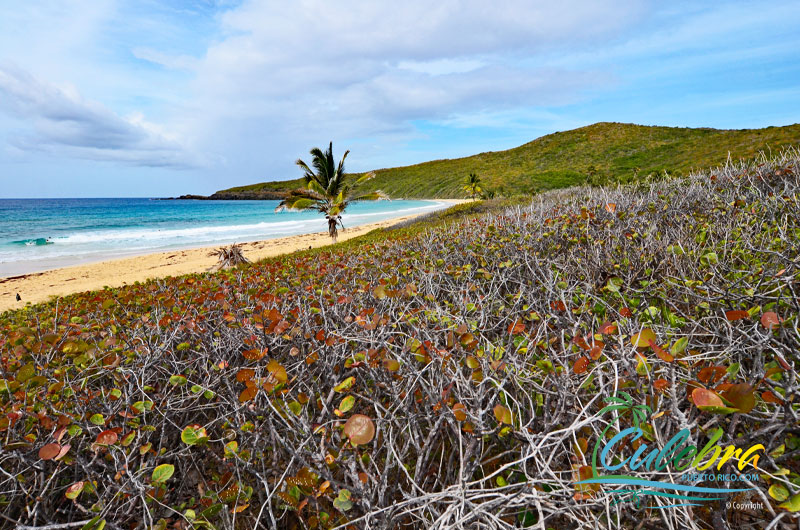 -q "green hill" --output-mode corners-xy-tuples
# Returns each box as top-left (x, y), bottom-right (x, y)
(217, 121), (800, 198)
